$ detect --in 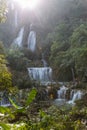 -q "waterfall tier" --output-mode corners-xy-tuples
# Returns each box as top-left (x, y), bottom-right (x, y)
(57, 86), (68, 99)
(68, 90), (82, 104)
(28, 67), (52, 83)
(13, 27), (24, 47)
(28, 31), (36, 52)
(55, 86), (83, 105)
